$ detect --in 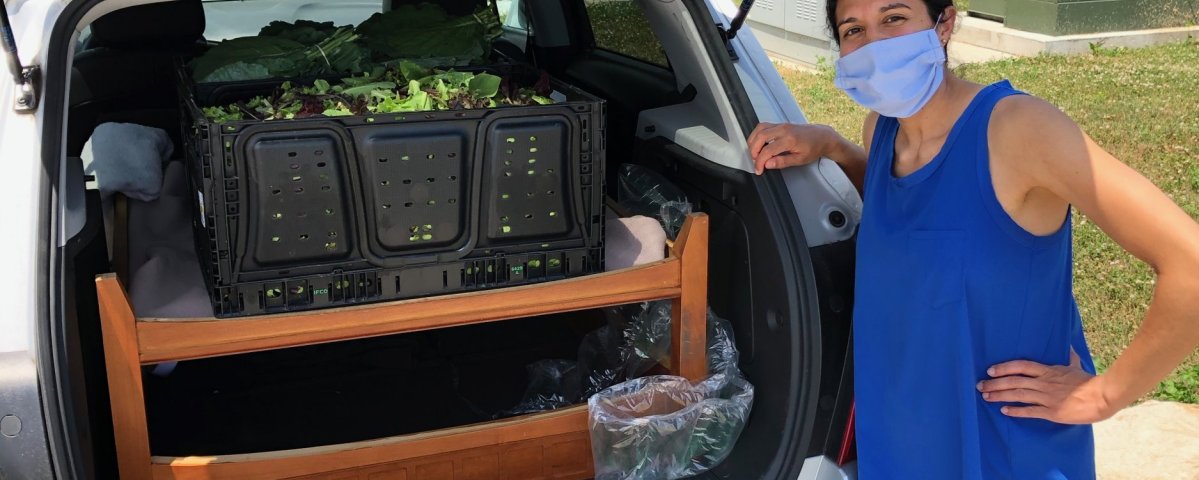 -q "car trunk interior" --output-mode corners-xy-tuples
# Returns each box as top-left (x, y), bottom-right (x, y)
(53, 0), (825, 477)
